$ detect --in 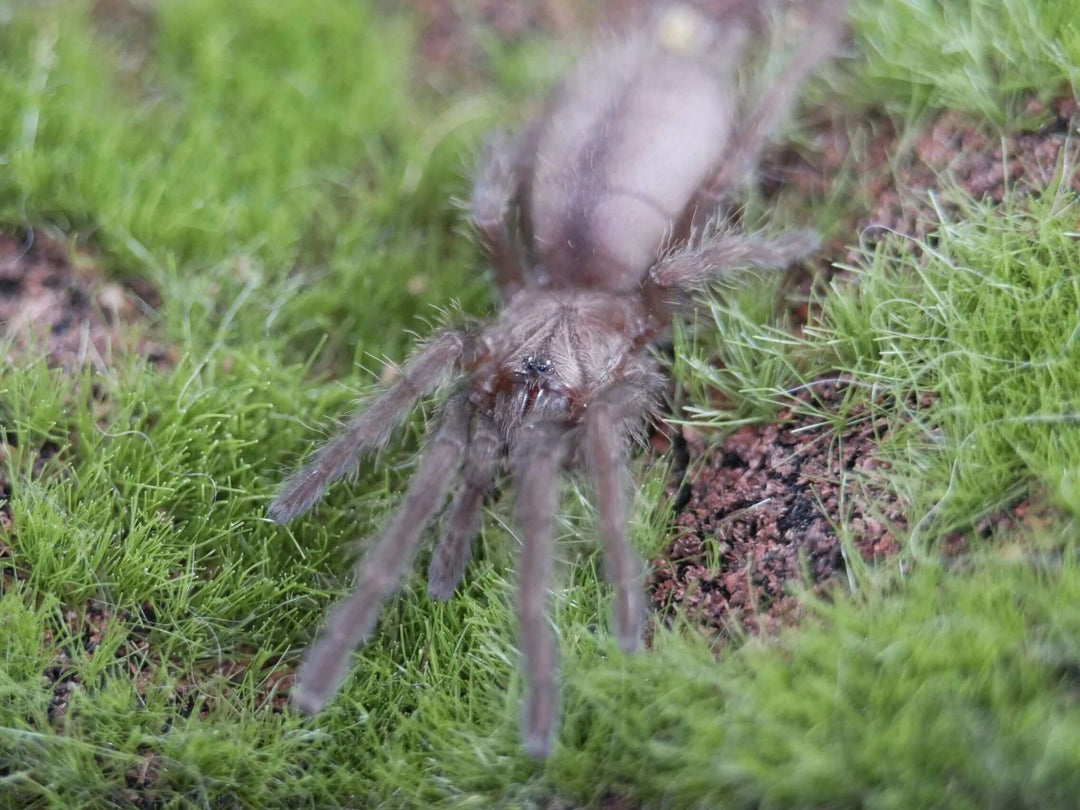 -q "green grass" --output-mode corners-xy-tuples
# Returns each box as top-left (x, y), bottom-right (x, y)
(848, 0), (1080, 122)
(1, 0), (1079, 807)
